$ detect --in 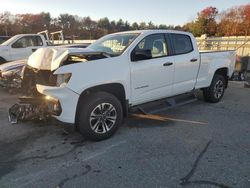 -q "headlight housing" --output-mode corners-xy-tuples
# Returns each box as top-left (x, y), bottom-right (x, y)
(56, 73), (72, 87)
